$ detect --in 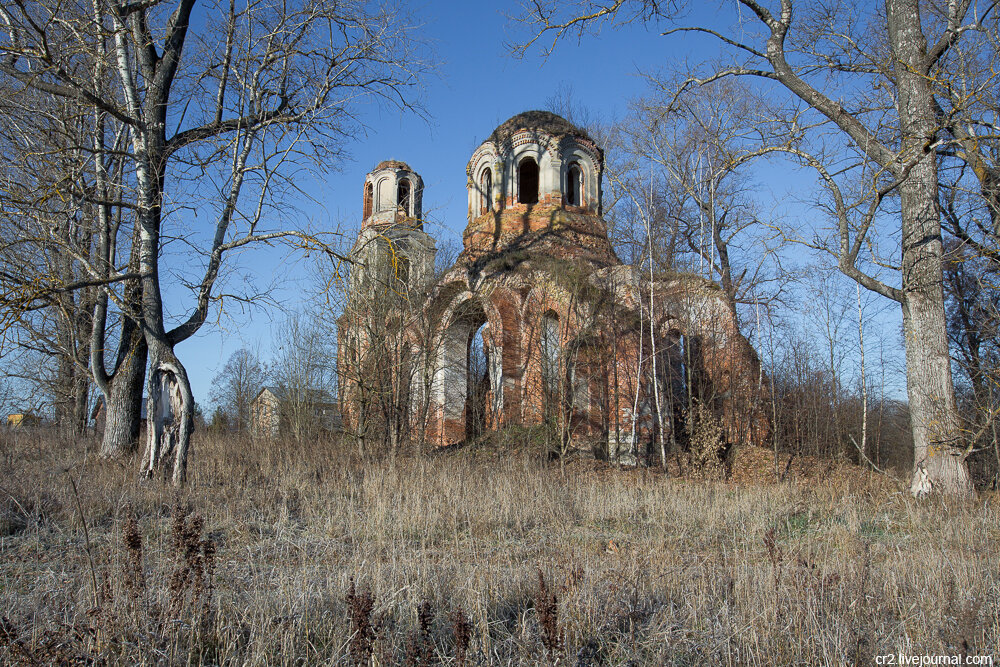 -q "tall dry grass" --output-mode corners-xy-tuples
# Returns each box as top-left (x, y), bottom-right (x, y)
(0, 429), (997, 665)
